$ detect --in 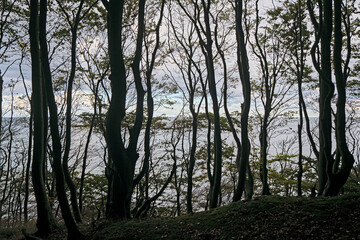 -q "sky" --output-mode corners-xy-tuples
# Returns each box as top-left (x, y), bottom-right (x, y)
(1, 0), (358, 120)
